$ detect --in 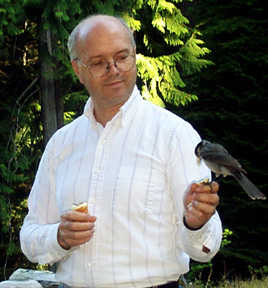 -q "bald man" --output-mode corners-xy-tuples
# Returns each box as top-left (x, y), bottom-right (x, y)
(20, 14), (222, 288)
